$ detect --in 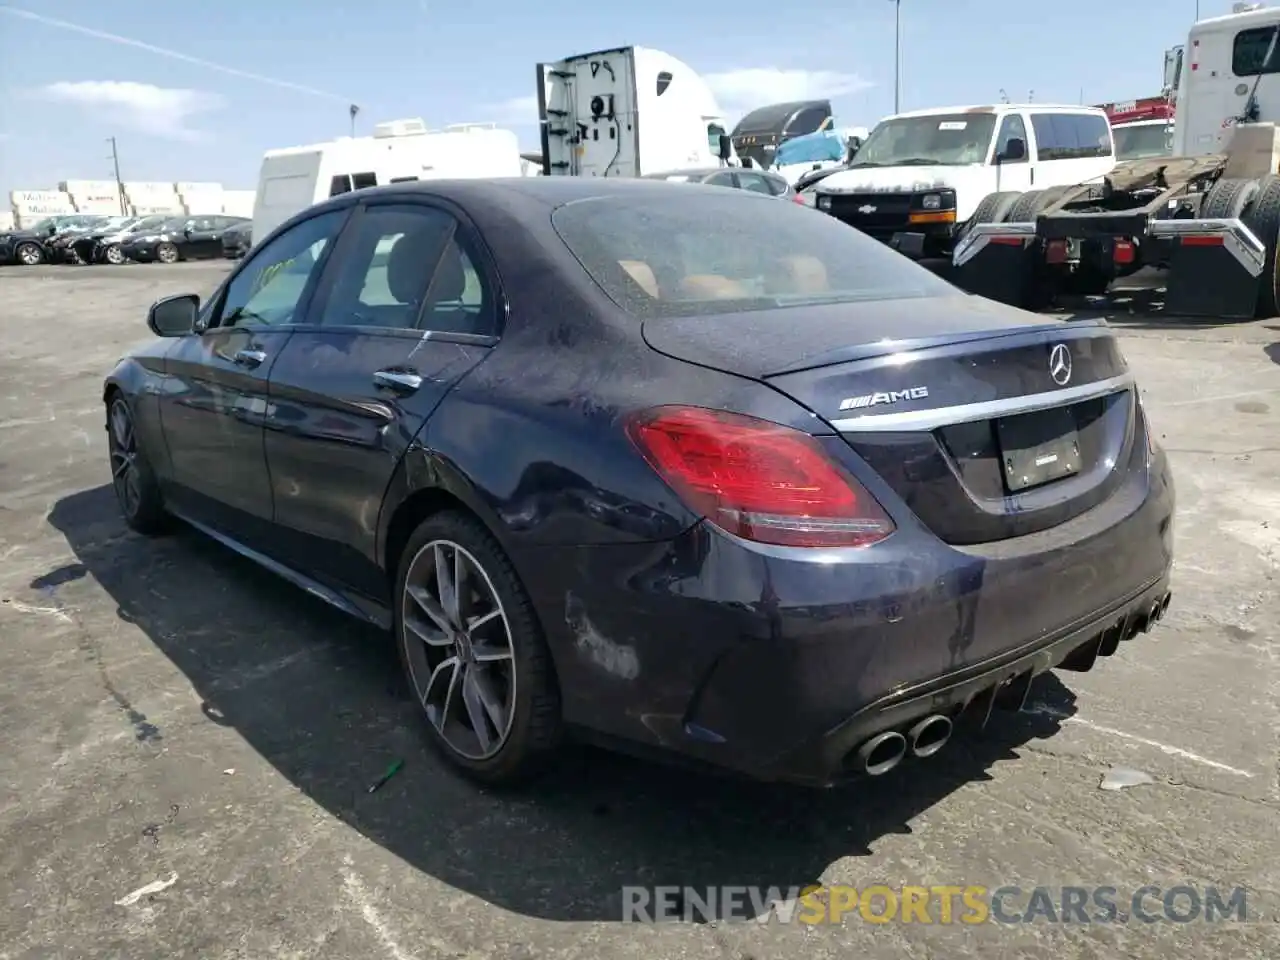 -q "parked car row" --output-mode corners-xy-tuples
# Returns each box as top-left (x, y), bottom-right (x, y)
(0, 213), (251, 266)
